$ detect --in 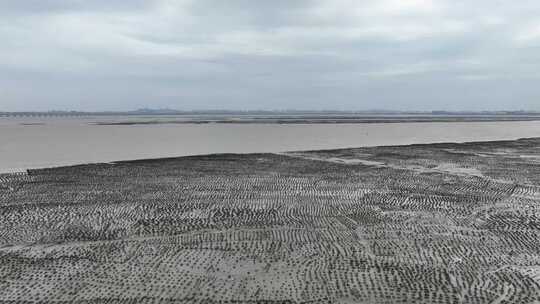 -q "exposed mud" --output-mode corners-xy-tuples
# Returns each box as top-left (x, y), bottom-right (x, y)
(1, 138), (539, 303)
